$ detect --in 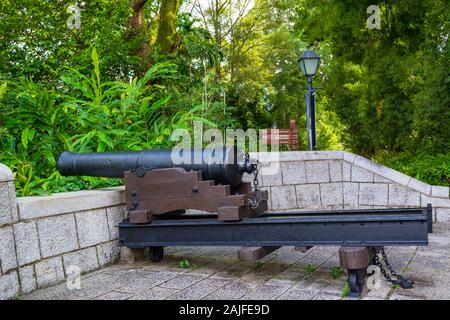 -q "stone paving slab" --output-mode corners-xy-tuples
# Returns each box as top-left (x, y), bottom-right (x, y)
(22, 223), (450, 300)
